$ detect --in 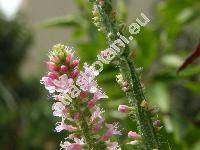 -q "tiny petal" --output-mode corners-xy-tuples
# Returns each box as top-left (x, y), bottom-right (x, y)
(50, 56), (60, 63)
(106, 140), (120, 150)
(48, 72), (58, 79)
(46, 61), (59, 72)
(55, 121), (77, 132)
(52, 102), (66, 117)
(101, 123), (121, 141)
(128, 131), (141, 140)
(60, 138), (85, 150)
